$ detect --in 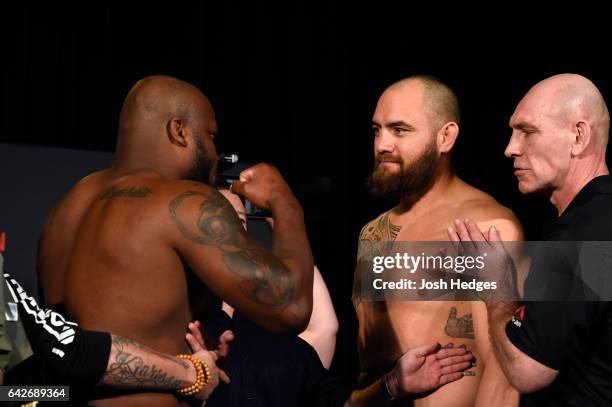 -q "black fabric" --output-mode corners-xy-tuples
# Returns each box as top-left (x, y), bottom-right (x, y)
(205, 310), (345, 407)
(506, 175), (612, 406)
(4, 329), (110, 405)
(3, 356), (84, 406)
(199, 307), (234, 351)
(51, 328), (111, 386)
(3, 272), (111, 388)
(520, 241), (583, 301)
